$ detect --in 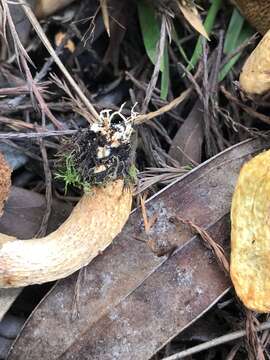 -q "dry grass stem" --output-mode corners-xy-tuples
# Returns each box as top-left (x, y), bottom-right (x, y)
(18, 0), (99, 122)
